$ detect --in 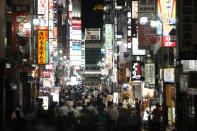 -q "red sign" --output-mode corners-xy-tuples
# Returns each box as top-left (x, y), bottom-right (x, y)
(49, 0), (54, 8)
(72, 19), (81, 25)
(72, 25), (81, 30)
(69, 12), (72, 19)
(163, 36), (176, 47)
